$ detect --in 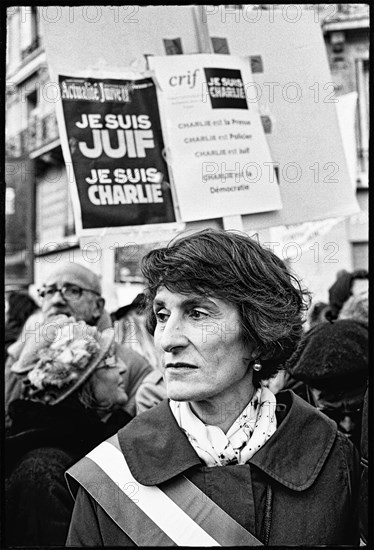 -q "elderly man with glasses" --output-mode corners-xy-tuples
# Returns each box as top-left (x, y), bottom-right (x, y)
(5, 262), (152, 430)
